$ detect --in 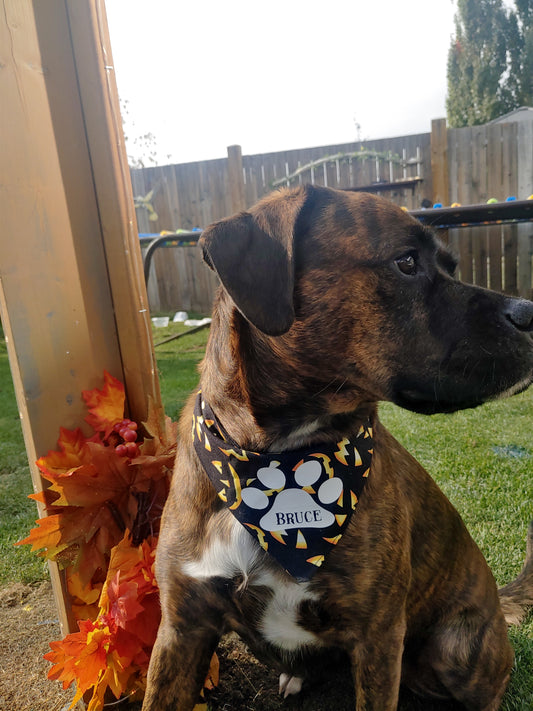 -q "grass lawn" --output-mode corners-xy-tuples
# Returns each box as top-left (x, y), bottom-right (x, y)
(0, 321), (532, 708)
